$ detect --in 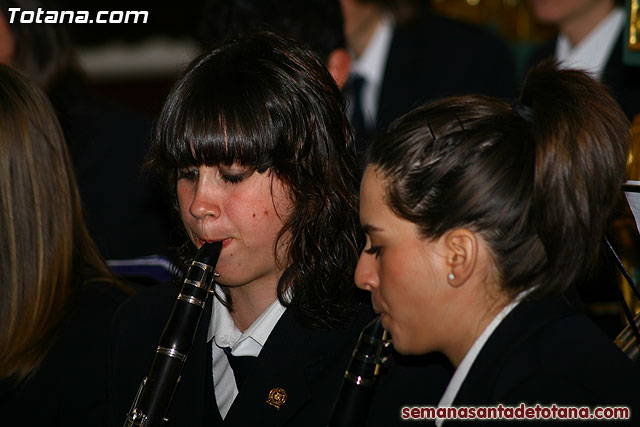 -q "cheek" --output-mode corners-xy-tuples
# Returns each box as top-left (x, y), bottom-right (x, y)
(176, 183), (192, 222)
(229, 192), (287, 248)
(380, 247), (434, 297)
(251, 180), (291, 232)
(380, 250), (441, 336)
(270, 178), (294, 218)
